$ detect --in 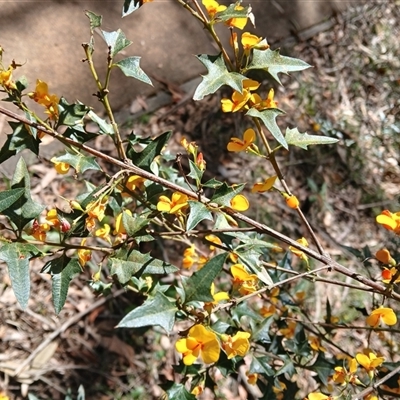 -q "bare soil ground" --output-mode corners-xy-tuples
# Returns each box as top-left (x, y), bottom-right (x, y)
(0, 1), (399, 399)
